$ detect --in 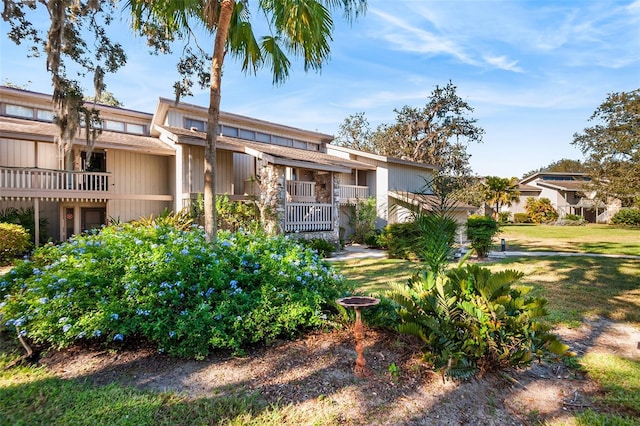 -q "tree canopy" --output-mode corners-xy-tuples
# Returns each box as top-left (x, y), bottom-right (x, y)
(334, 112), (375, 153)
(336, 81), (484, 178)
(3, 0), (127, 165)
(572, 89), (640, 206)
(482, 176), (520, 219)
